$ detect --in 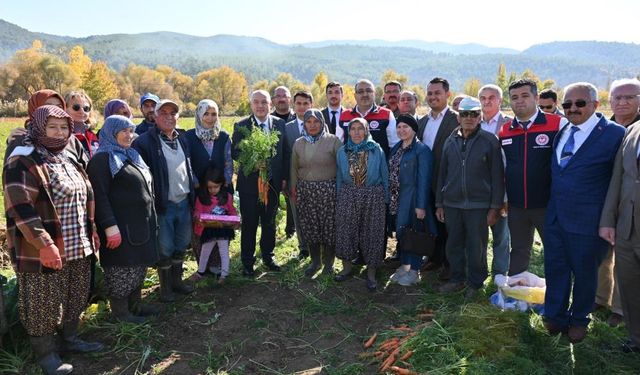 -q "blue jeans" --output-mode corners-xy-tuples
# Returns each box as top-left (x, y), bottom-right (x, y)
(400, 251), (423, 271)
(490, 215), (510, 275)
(157, 199), (192, 265)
